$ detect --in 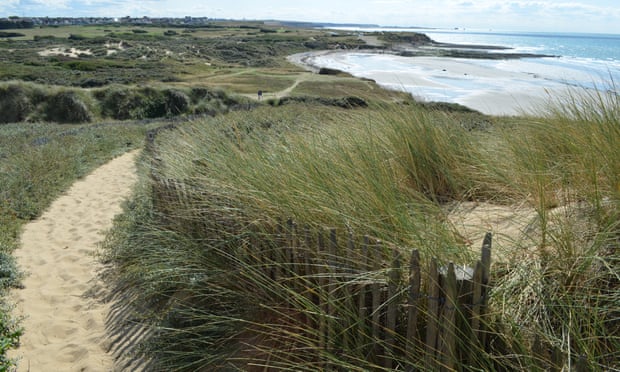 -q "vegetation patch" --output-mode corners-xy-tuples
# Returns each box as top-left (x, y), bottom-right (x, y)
(44, 90), (92, 123)
(268, 95), (368, 108)
(0, 81), (246, 124)
(103, 92), (618, 370)
(0, 32), (24, 38)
